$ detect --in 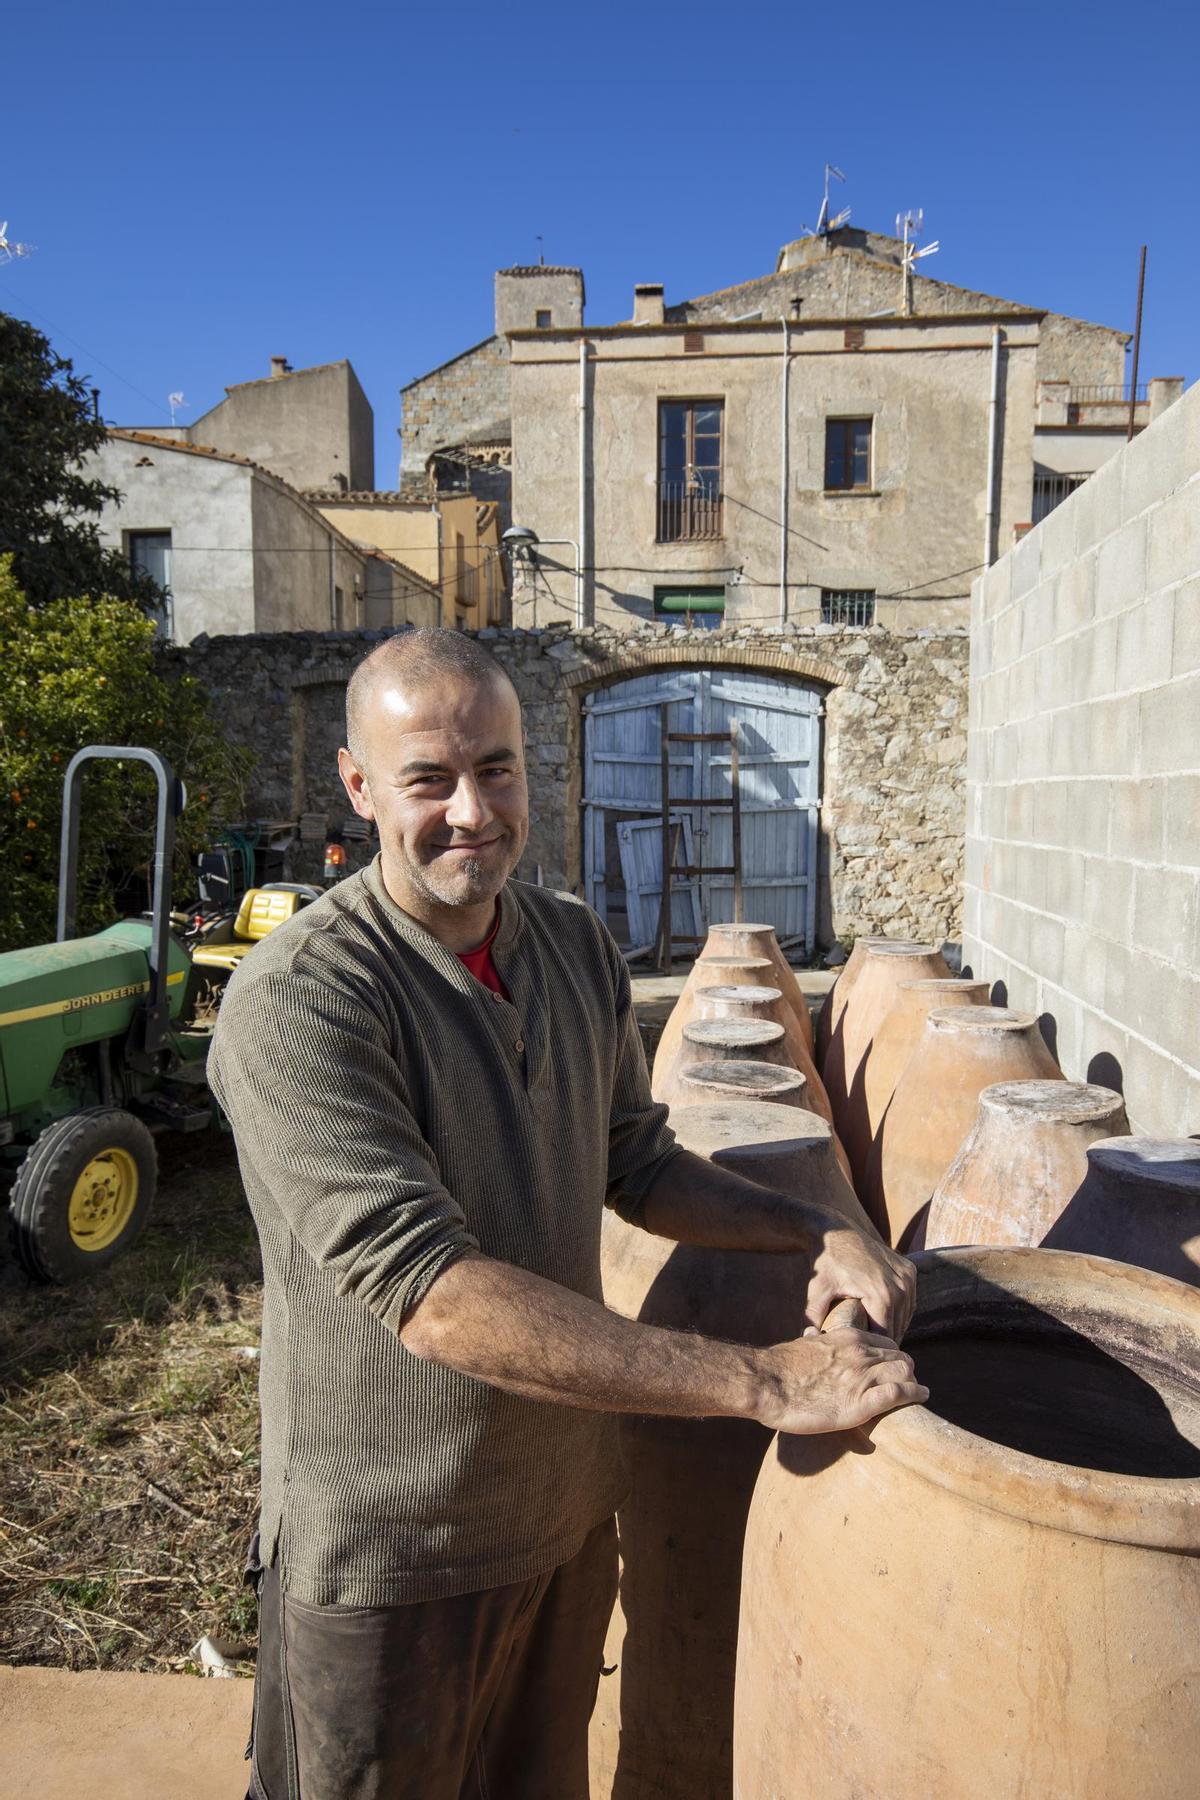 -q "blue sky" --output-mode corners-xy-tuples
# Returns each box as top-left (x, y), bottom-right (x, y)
(4, 0), (1195, 483)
